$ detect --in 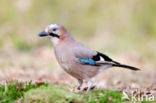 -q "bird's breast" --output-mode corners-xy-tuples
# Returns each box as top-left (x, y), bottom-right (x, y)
(54, 48), (74, 71)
